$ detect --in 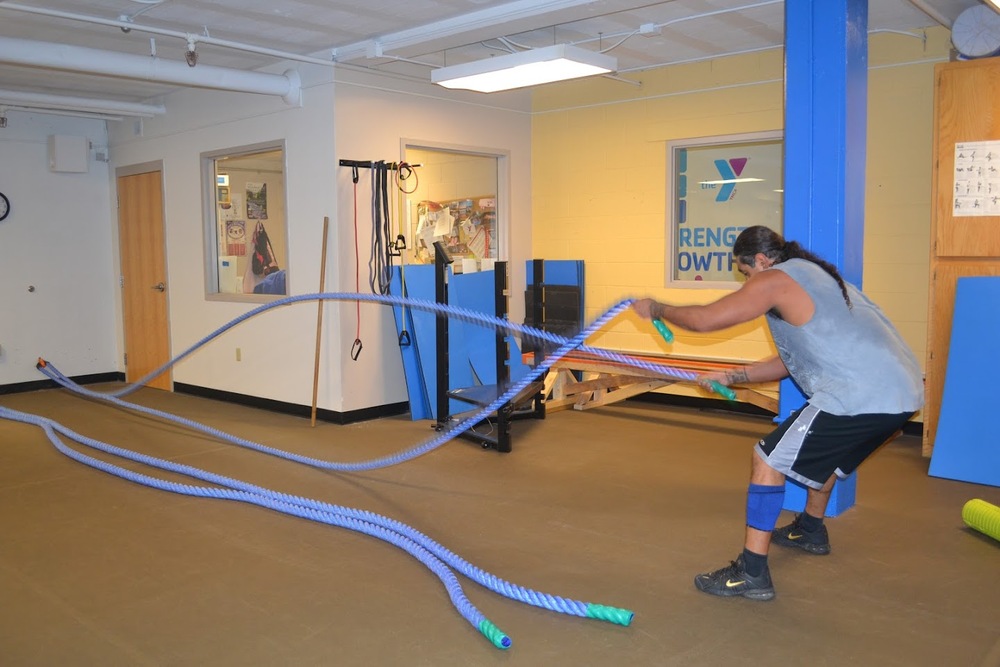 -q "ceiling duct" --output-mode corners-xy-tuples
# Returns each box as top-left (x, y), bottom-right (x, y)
(0, 88), (165, 117)
(0, 37), (302, 106)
